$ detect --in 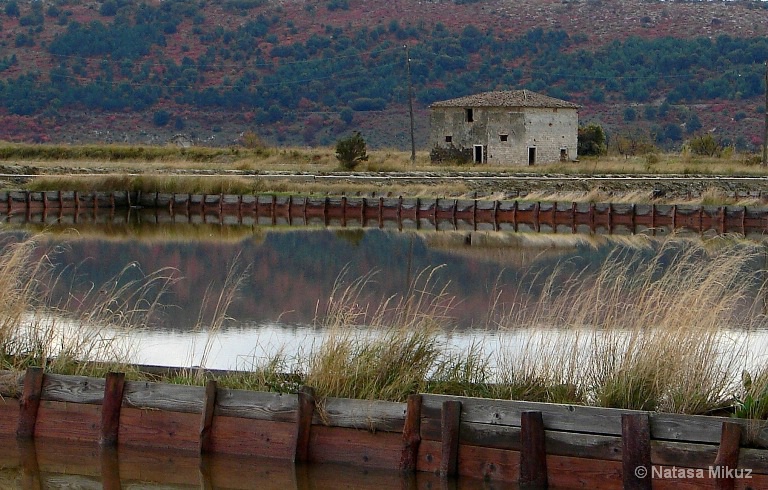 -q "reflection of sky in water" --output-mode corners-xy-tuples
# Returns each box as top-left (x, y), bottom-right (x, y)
(129, 321), (768, 377)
